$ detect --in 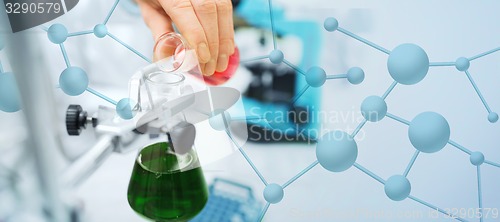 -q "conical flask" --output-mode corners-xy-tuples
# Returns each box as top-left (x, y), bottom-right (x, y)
(127, 133), (208, 222)
(127, 88), (209, 221)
